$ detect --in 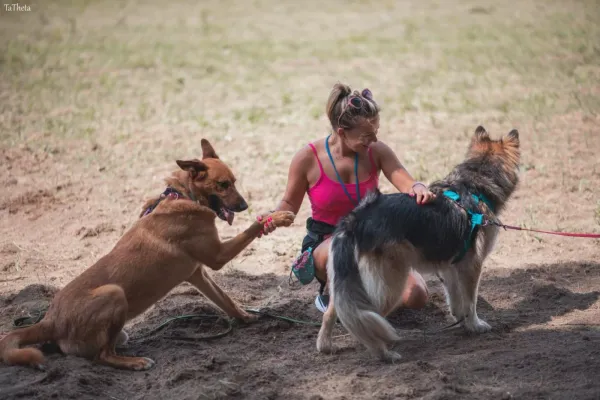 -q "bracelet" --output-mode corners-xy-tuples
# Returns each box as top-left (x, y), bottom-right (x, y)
(411, 182), (426, 191)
